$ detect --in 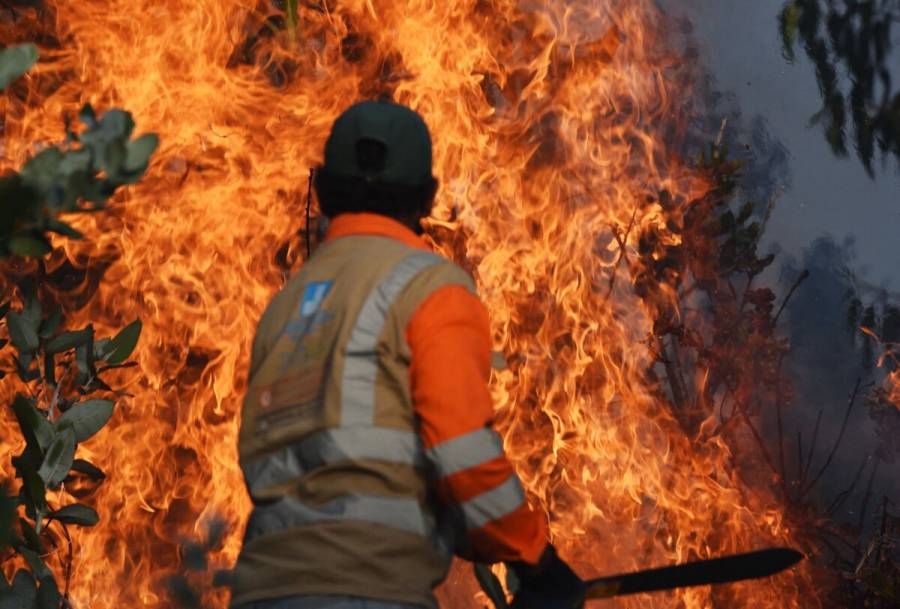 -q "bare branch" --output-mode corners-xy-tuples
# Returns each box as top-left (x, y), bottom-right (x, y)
(856, 459), (880, 535)
(801, 409), (824, 486)
(601, 208), (637, 304)
(735, 401), (782, 484)
(826, 454), (870, 517)
(773, 269), (810, 326)
(774, 354), (788, 497)
(803, 378), (862, 496)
